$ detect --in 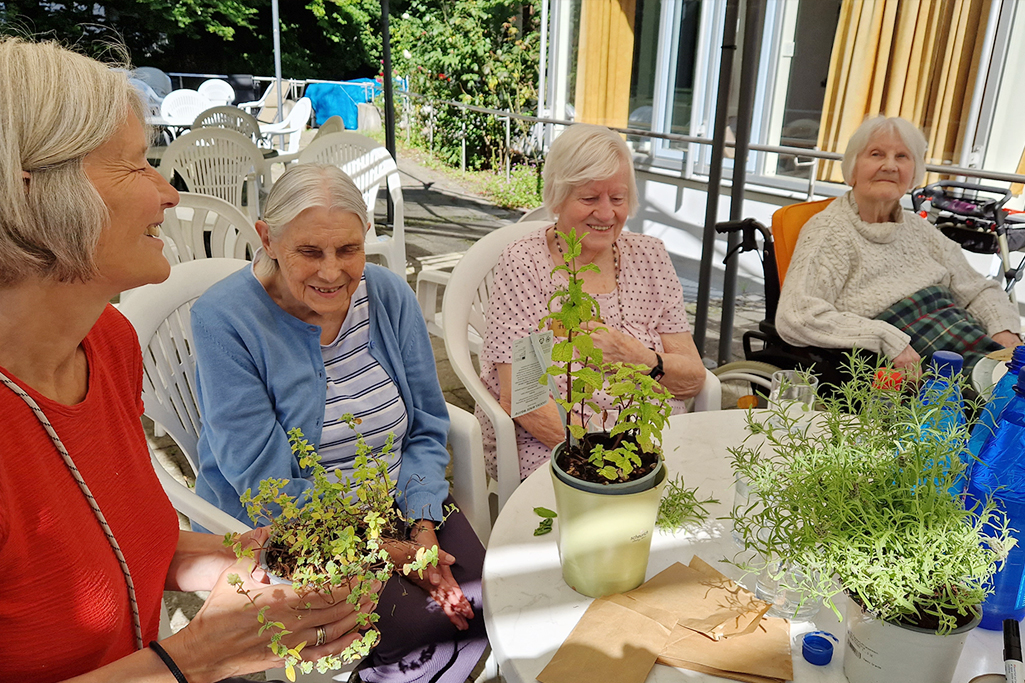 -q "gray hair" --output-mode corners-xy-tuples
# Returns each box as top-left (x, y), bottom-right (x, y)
(542, 124), (639, 217)
(841, 116), (928, 188)
(0, 37), (146, 286)
(254, 164), (370, 277)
